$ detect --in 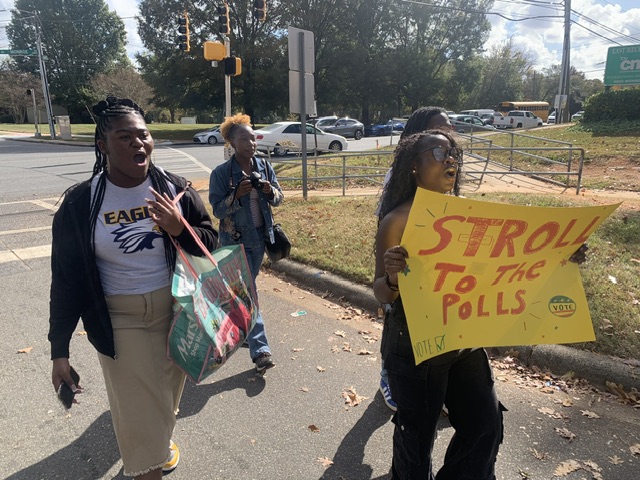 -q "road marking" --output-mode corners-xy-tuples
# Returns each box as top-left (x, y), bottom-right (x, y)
(0, 245), (51, 264)
(0, 226), (50, 236)
(0, 197), (59, 207)
(164, 147), (212, 174)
